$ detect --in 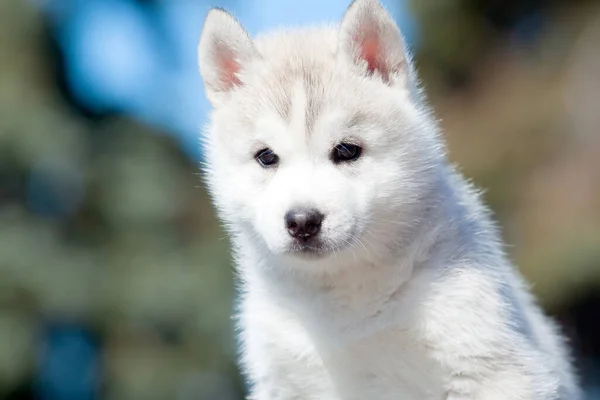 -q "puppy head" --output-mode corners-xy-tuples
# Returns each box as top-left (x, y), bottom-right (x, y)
(198, 0), (443, 268)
